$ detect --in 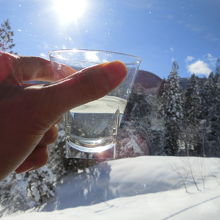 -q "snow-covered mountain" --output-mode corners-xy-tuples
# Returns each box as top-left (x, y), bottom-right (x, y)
(133, 70), (162, 95)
